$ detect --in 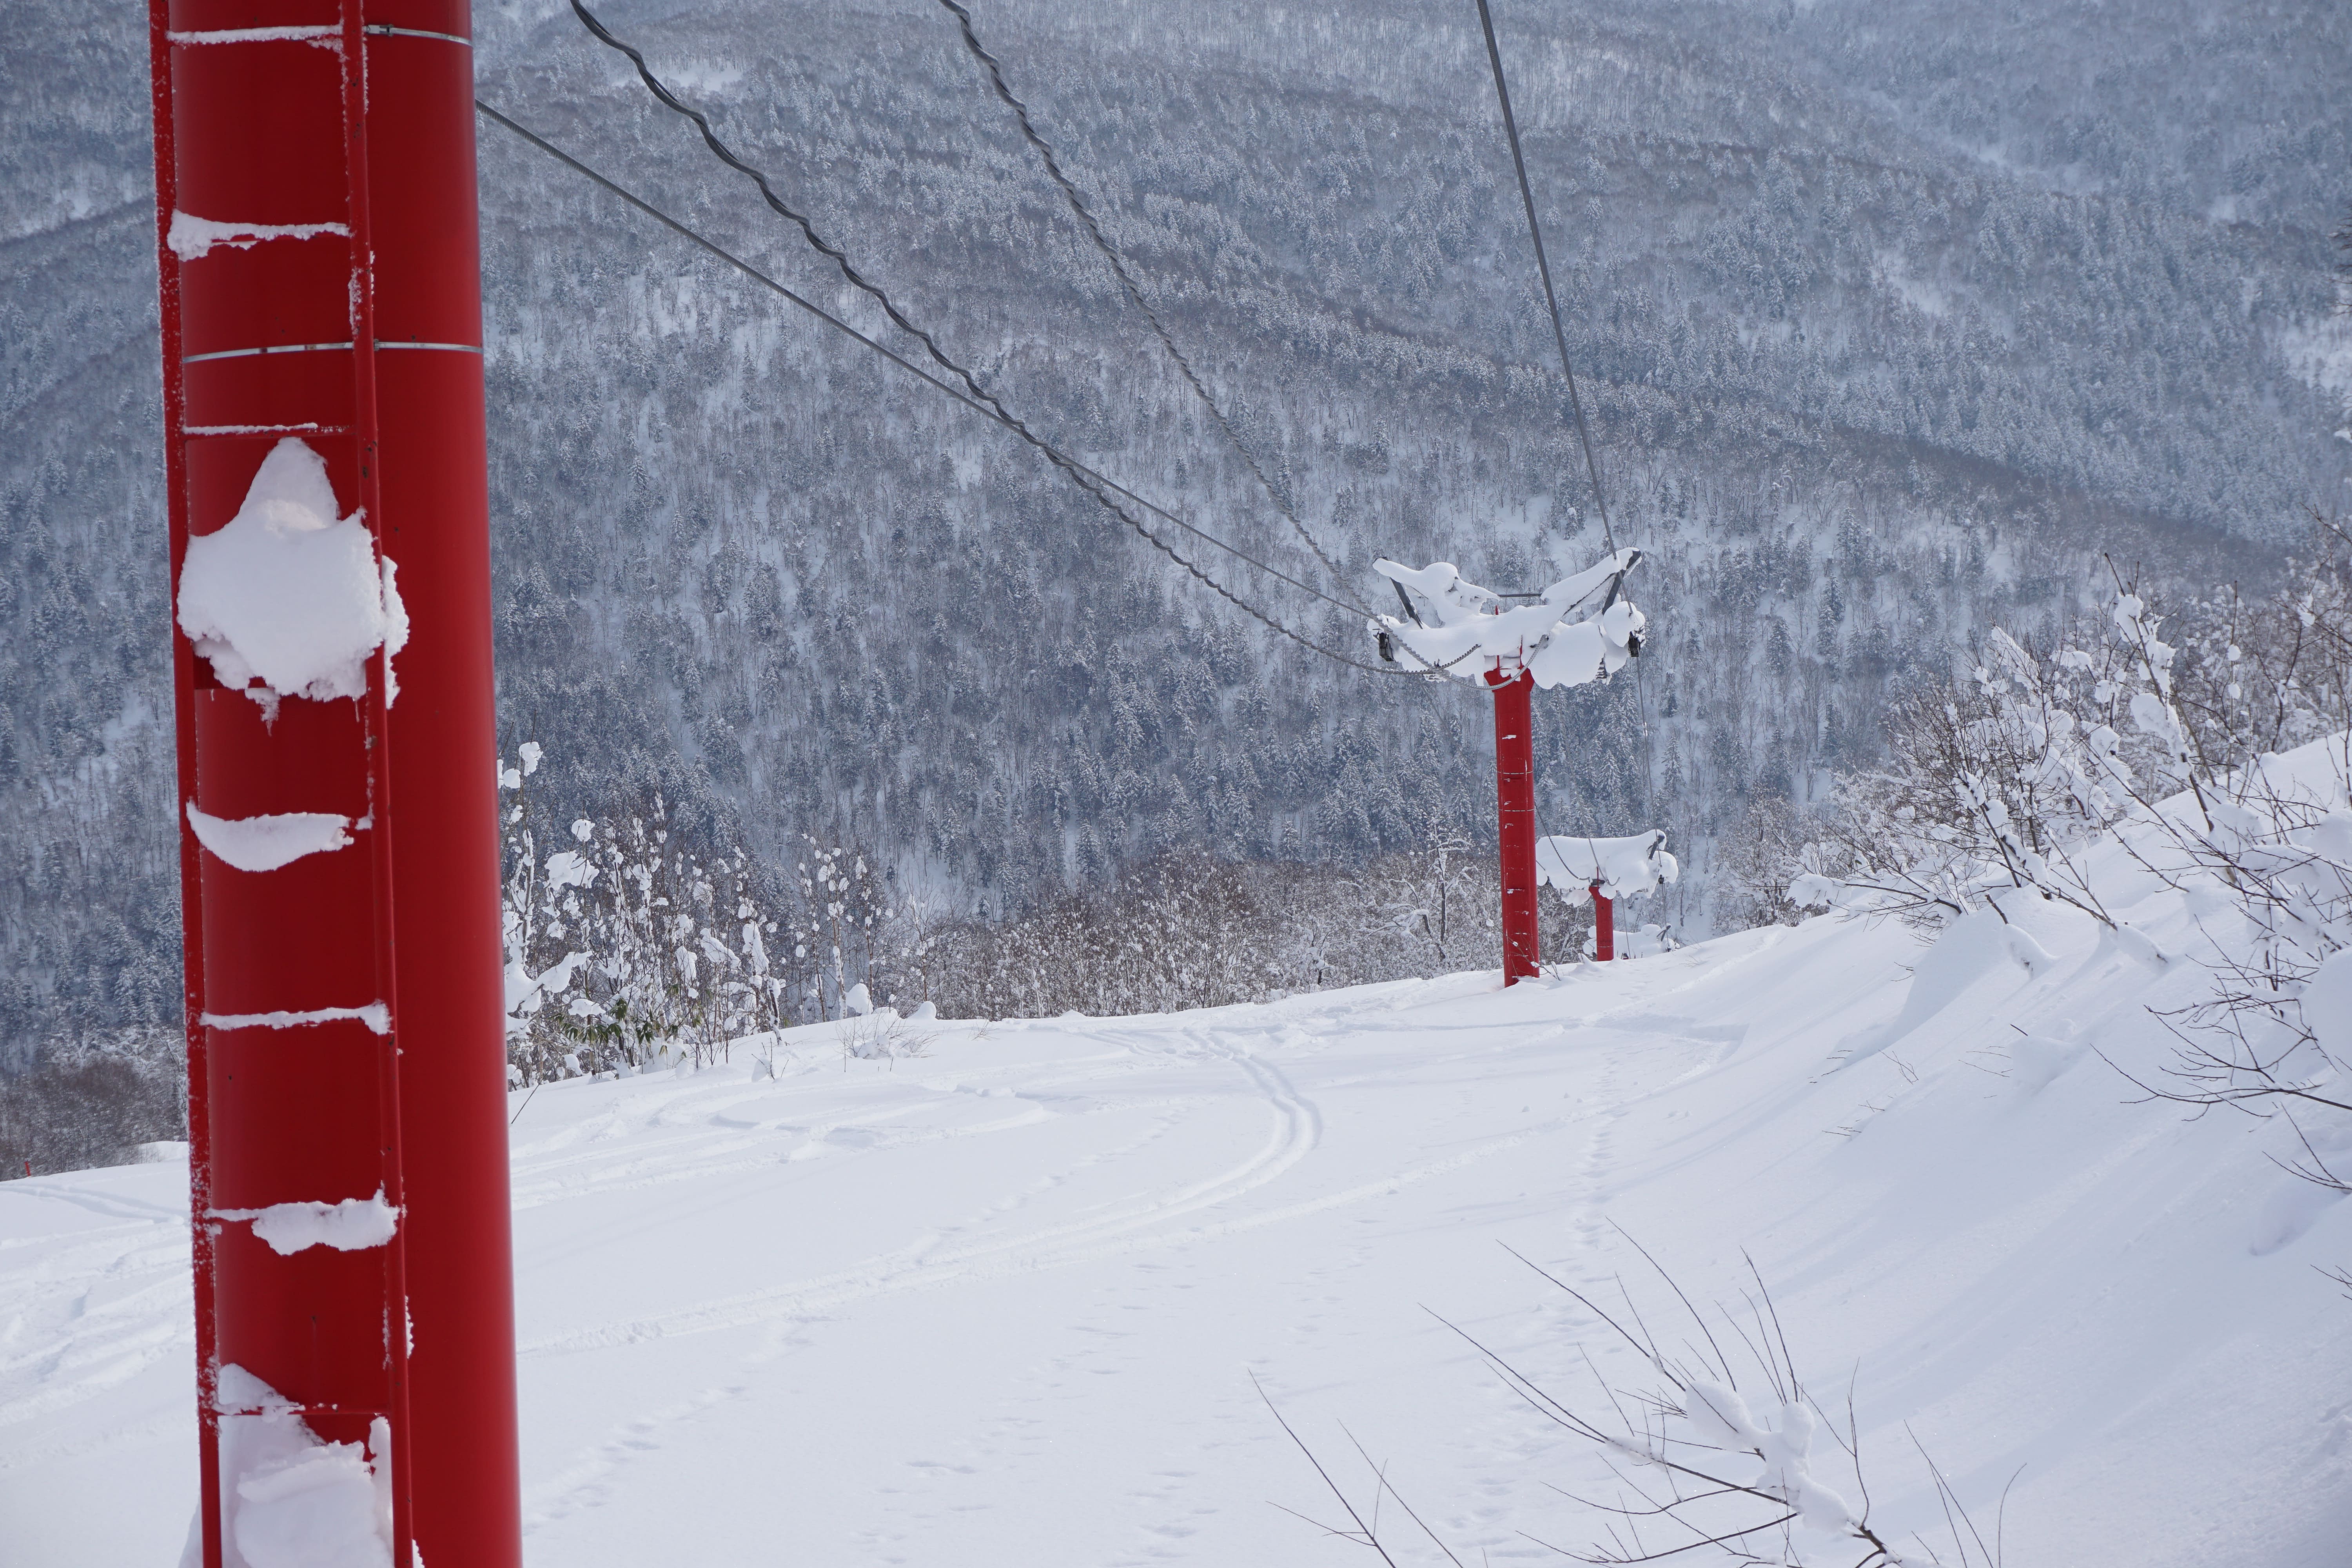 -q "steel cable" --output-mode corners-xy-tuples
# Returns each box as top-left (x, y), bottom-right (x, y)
(568, 0), (1022, 428)
(474, 100), (1401, 675)
(1470, 0), (1657, 819)
(936, 0), (1366, 612)
(1471, 0), (1617, 560)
